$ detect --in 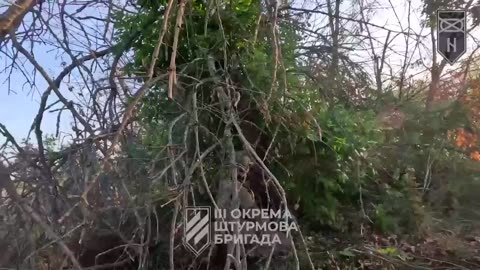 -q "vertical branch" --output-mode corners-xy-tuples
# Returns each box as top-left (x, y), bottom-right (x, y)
(266, 0), (280, 100)
(168, 0), (187, 99)
(326, 0), (342, 99)
(359, 0), (391, 94)
(426, 18), (441, 110)
(169, 200), (180, 270)
(397, 0), (411, 98)
(149, 0), (175, 80)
